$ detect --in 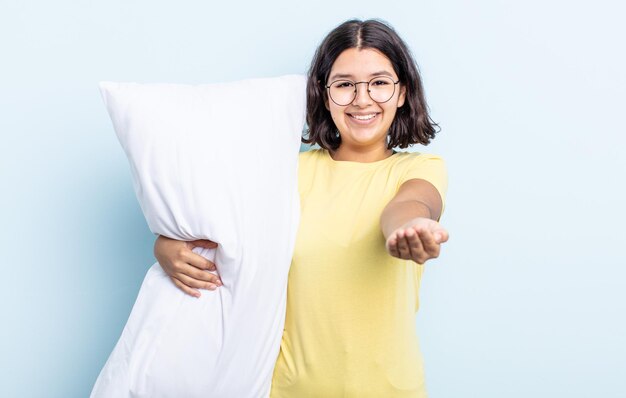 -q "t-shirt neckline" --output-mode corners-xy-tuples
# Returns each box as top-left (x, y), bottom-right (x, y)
(322, 149), (399, 167)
